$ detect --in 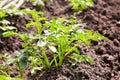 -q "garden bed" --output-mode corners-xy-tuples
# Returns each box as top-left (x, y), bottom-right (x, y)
(0, 0), (120, 80)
